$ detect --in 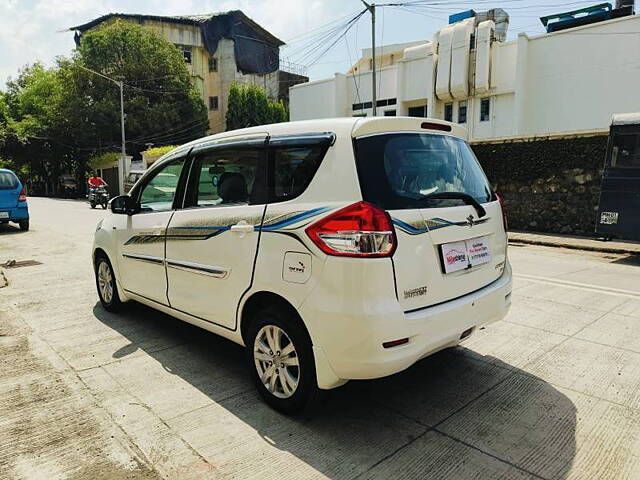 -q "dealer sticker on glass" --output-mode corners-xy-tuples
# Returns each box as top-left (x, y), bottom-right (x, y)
(600, 211), (619, 225)
(441, 236), (491, 274)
